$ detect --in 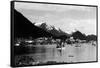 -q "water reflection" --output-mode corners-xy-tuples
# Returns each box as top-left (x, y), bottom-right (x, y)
(57, 49), (62, 56)
(17, 43), (96, 65)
